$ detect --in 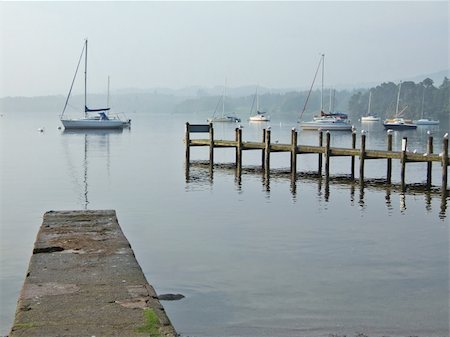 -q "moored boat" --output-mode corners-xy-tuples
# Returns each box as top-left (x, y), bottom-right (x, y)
(361, 115), (380, 122)
(383, 117), (417, 130)
(249, 87), (270, 122)
(300, 116), (353, 131)
(207, 81), (240, 123)
(61, 112), (131, 129)
(299, 54), (352, 131)
(249, 113), (270, 122)
(60, 40), (131, 130)
(414, 83), (439, 126)
(415, 118), (439, 126)
(361, 91), (380, 122)
(383, 81), (416, 130)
